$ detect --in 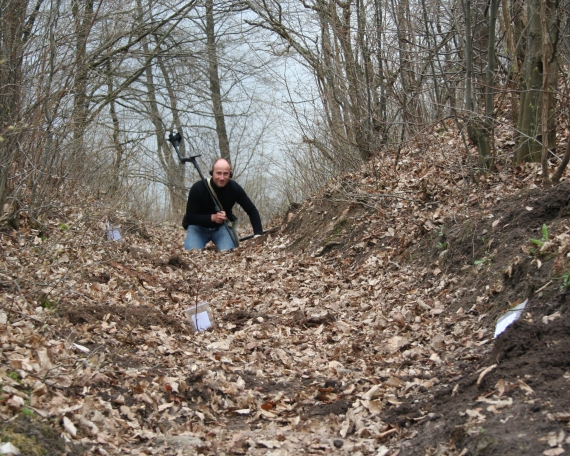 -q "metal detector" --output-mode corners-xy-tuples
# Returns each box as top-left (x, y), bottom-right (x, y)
(167, 131), (239, 248)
